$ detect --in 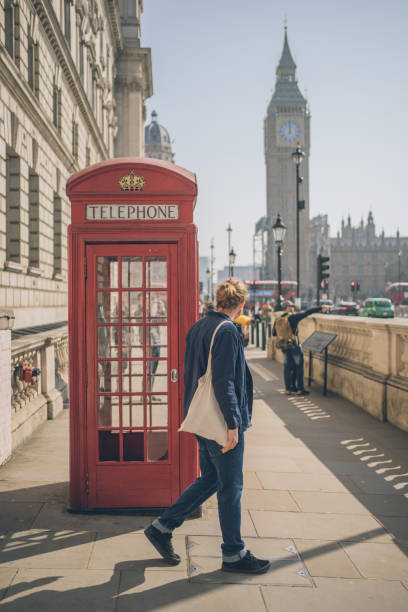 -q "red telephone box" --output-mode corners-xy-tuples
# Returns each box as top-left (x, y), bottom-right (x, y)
(67, 158), (199, 510)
